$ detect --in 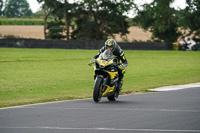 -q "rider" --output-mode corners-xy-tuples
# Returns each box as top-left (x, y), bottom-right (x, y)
(180, 37), (196, 50)
(91, 39), (128, 90)
(183, 37), (190, 49)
